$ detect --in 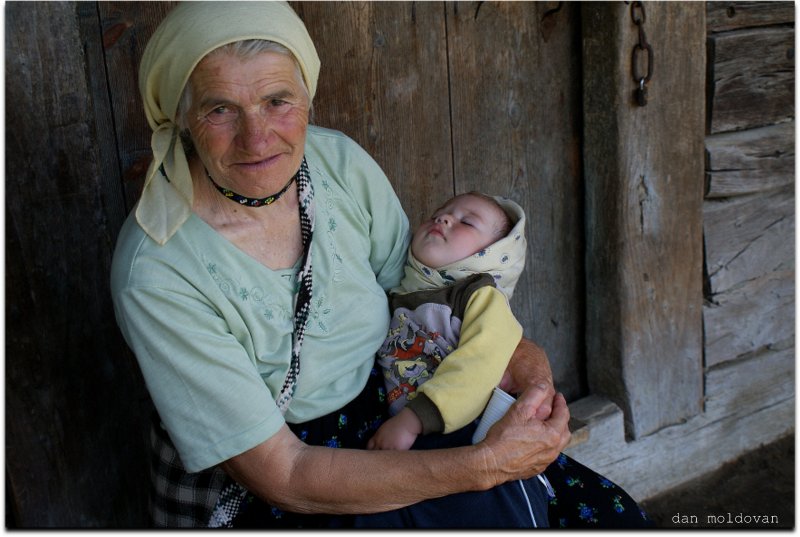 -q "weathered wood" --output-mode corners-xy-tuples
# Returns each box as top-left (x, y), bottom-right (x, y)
(705, 122), (795, 198)
(5, 2), (150, 527)
(703, 186), (794, 366)
(704, 186), (794, 294)
(704, 345), (794, 416)
(98, 1), (178, 211)
(704, 273), (794, 366)
(565, 346), (794, 501)
(707, 1), (795, 33)
(294, 1), (453, 230)
(582, 2), (706, 438)
(77, 3), (129, 238)
(708, 26), (795, 133)
(445, 1), (586, 400)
